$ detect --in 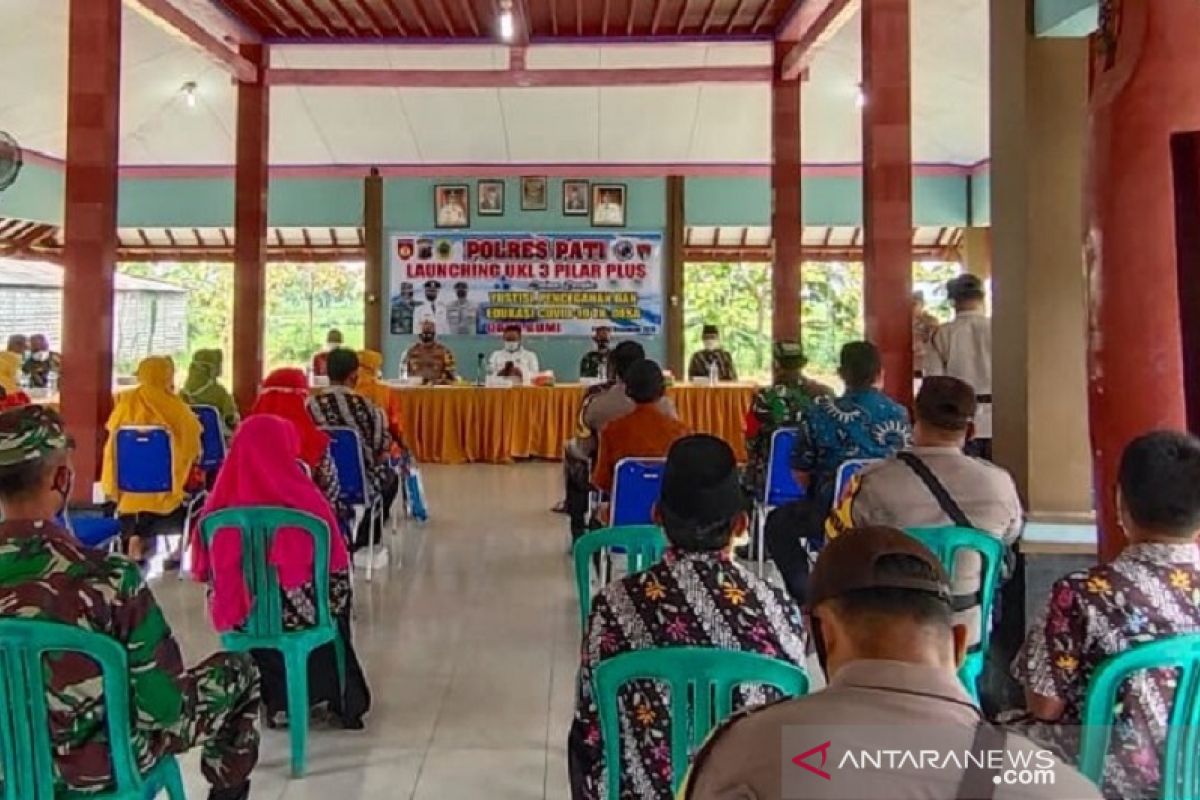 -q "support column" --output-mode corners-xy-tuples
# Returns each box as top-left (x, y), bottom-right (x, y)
(364, 167), (384, 352)
(960, 227), (992, 282)
(991, 1), (1092, 528)
(232, 43), (269, 413)
(664, 176), (686, 377)
(771, 42), (802, 344)
(1086, 0), (1200, 560)
(862, 0), (914, 406)
(62, 0), (121, 503)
